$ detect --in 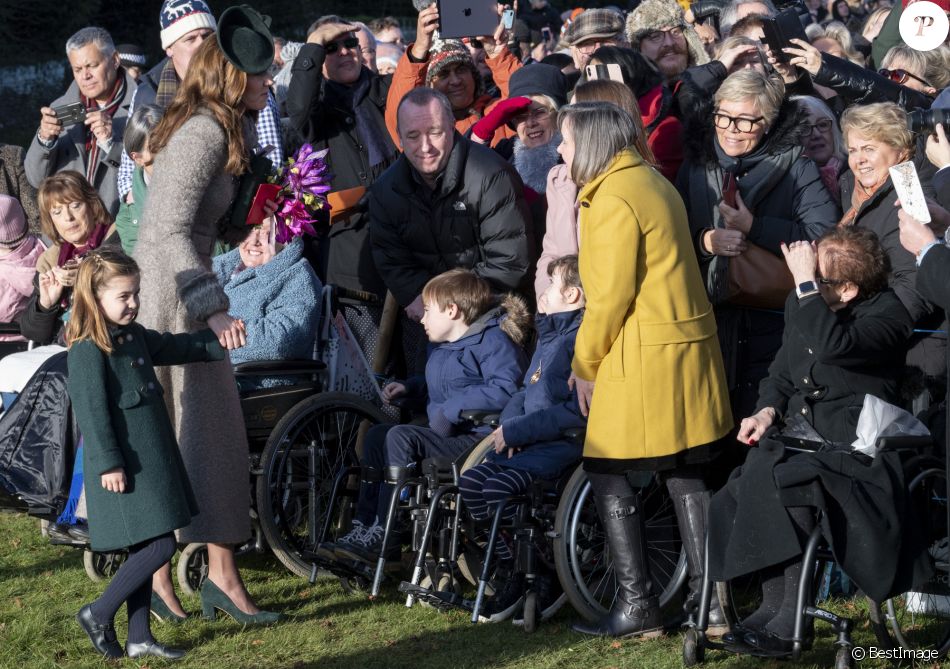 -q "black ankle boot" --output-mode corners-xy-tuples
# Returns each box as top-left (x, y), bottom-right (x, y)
(672, 491), (728, 634)
(572, 493), (664, 638)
